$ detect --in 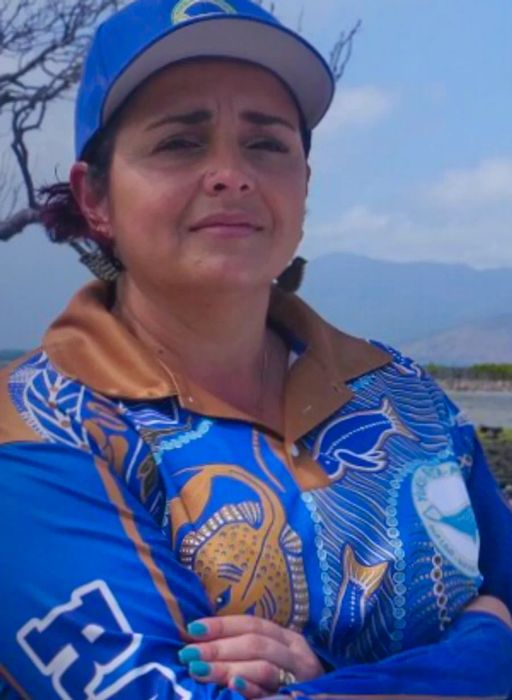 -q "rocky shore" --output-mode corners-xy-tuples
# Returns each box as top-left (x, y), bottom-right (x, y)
(436, 378), (512, 498)
(480, 431), (512, 502)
